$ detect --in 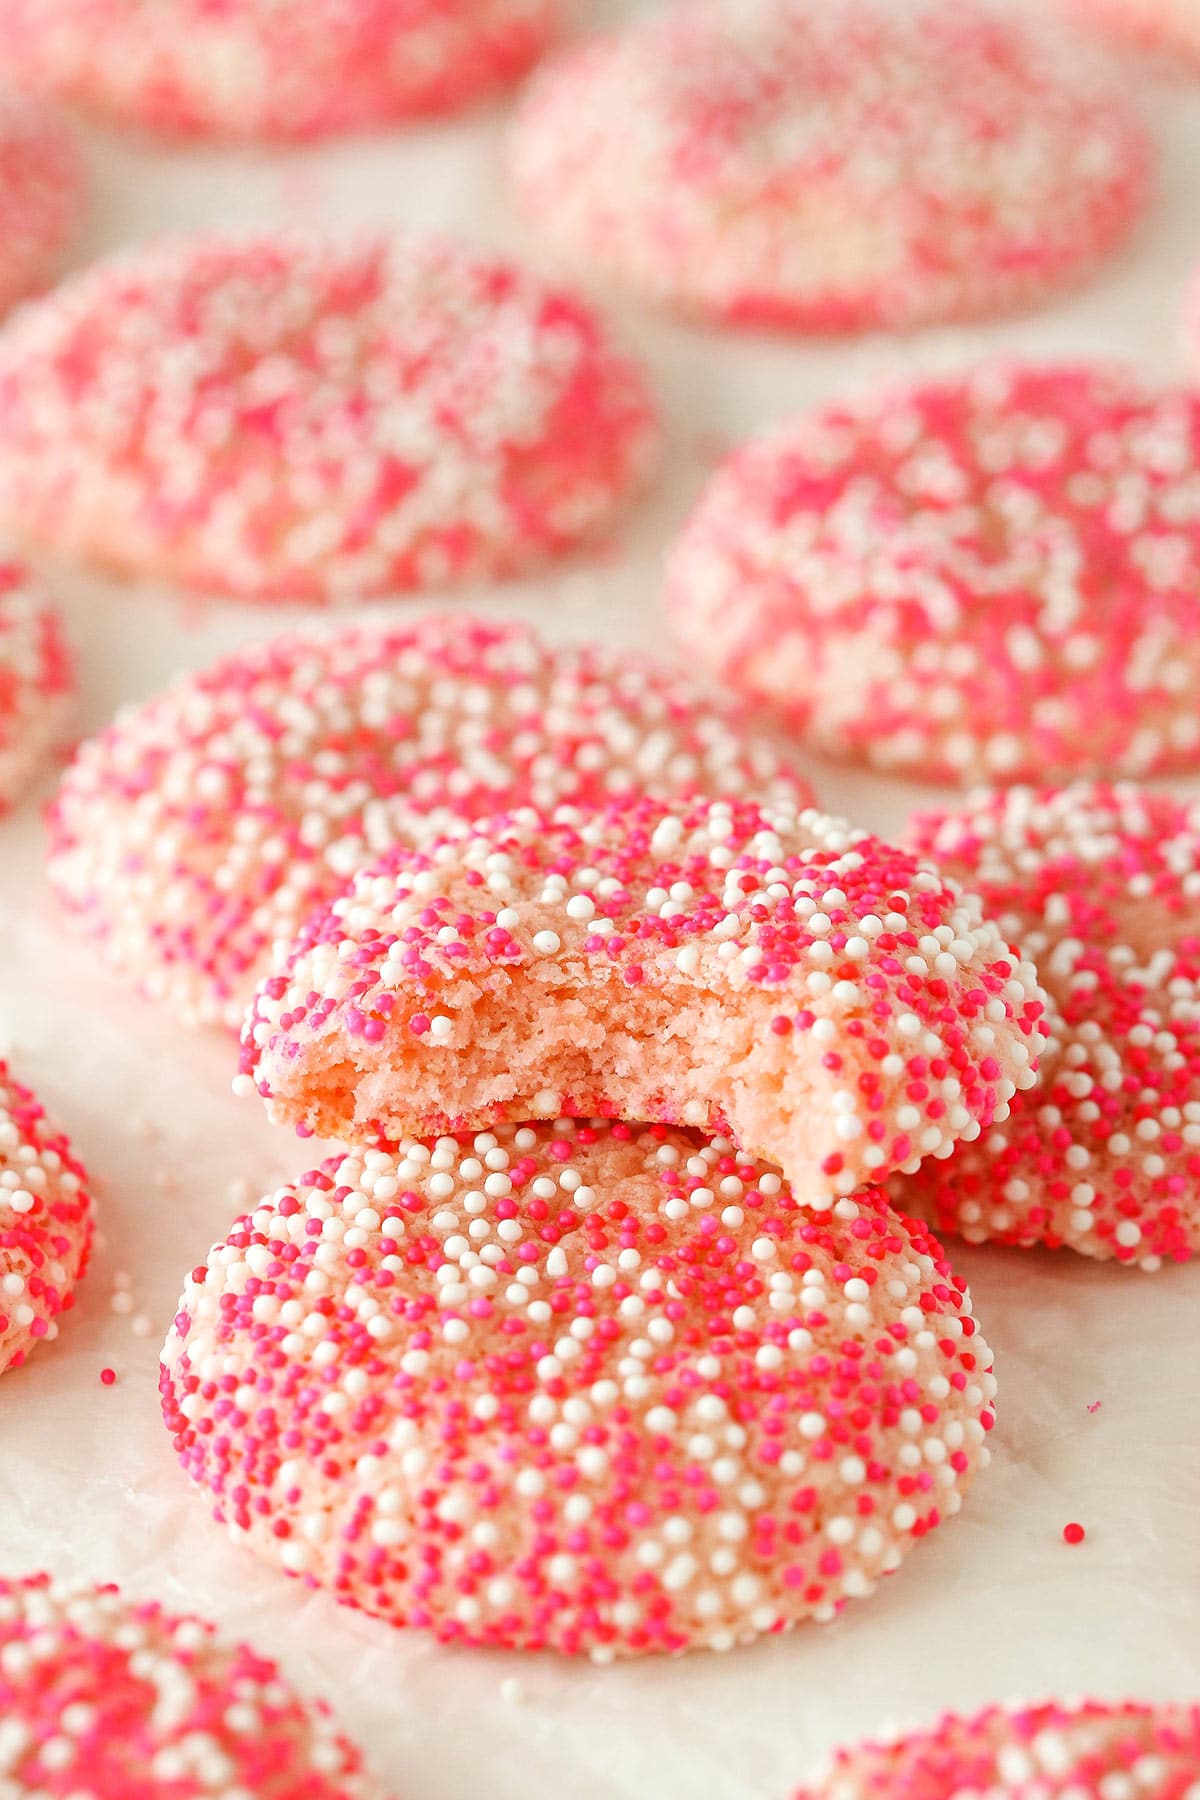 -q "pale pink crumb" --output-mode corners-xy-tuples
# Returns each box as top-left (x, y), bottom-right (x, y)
(240, 794), (1046, 1204)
